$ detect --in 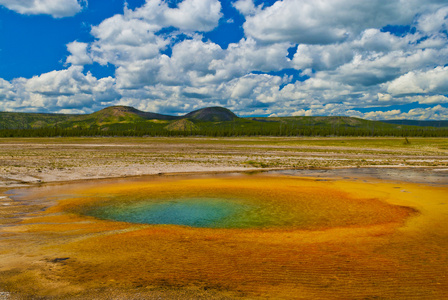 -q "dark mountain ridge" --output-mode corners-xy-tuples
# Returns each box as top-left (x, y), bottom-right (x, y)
(184, 107), (238, 122)
(92, 106), (239, 122)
